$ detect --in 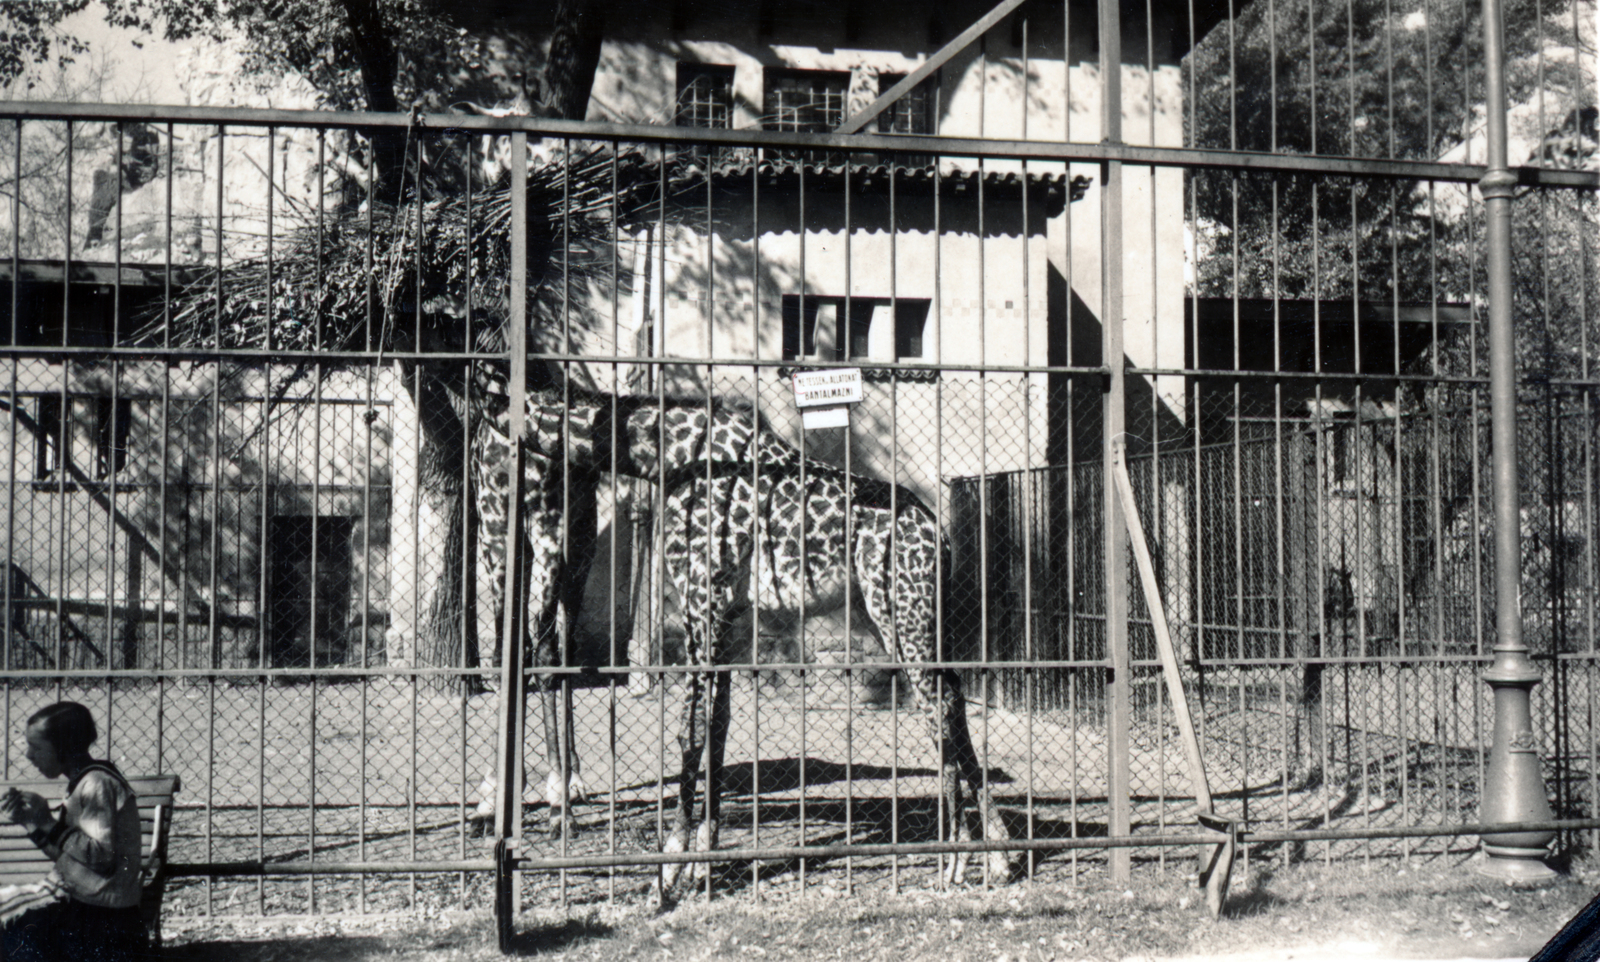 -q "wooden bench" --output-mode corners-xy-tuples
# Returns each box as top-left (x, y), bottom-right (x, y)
(0, 775), (180, 946)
